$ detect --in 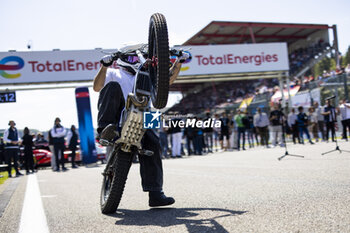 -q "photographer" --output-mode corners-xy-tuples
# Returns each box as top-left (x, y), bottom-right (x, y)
(296, 106), (314, 144)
